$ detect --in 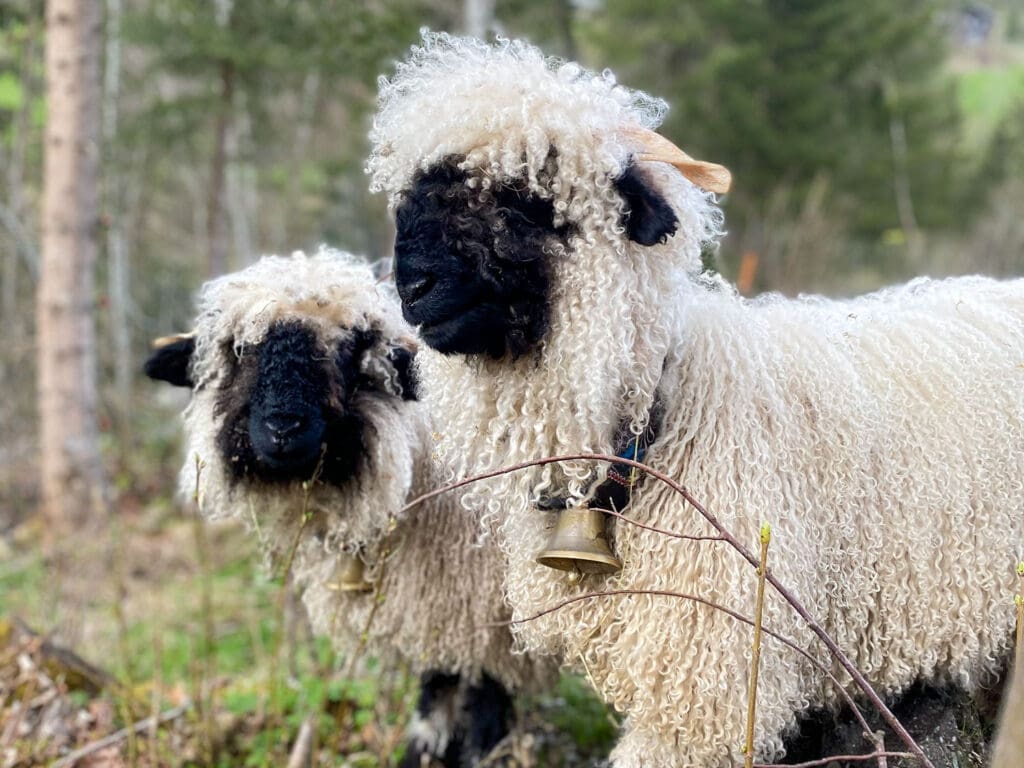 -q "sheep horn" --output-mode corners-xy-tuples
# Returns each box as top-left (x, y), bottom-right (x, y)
(150, 331), (196, 349)
(619, 125), (732, 195)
